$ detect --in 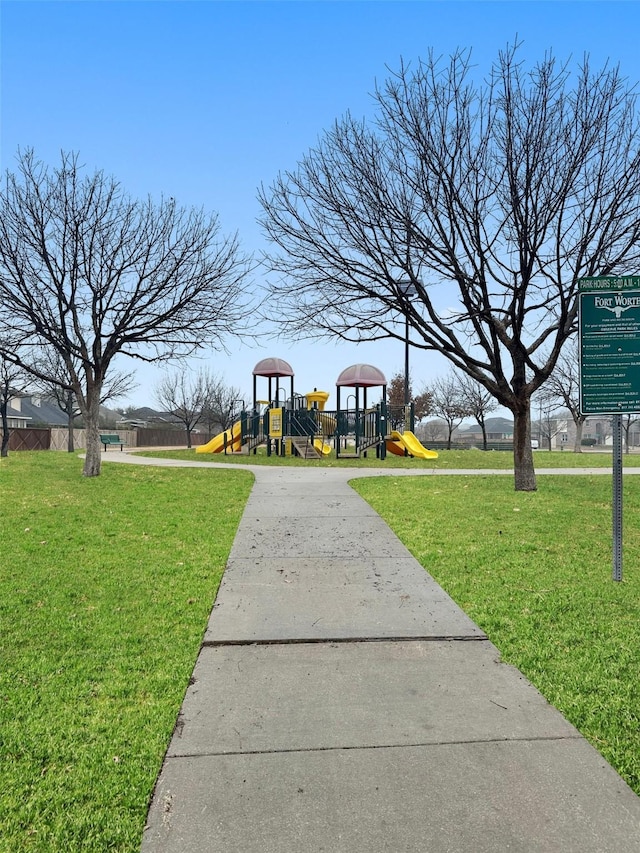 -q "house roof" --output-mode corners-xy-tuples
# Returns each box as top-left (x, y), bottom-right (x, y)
(5, 402), (32, 422)
(9, 393), (121, 427)
(11, 395), (68, 426)
(118, 406), (166, 421)
(117, 407), (180, 426)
